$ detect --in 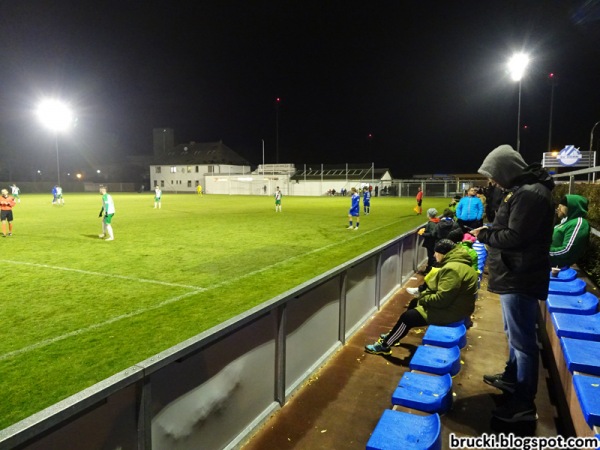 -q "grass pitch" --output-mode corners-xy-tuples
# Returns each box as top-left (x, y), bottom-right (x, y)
(0, 192), (449, 429)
